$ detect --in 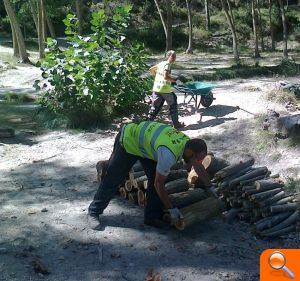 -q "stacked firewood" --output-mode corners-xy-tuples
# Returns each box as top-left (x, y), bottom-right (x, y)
(95, 159), (225, 230)
(215, 157), (300, 237)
